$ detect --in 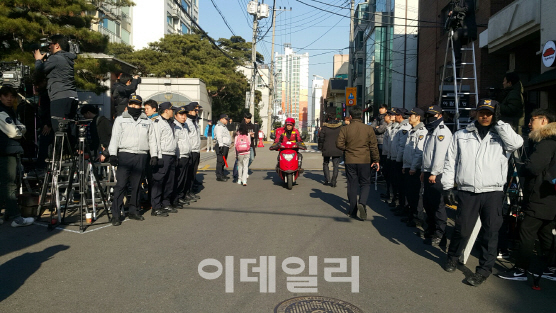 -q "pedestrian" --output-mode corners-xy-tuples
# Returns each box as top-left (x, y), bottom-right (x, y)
(233, 113), (258, 182)
(336, 106), (380, 221)
(151, 102), (179, 216)
(171, 105), (192, 208)
(401, 108), (427, 227)
(214, 114), (232, 182)
(183, 102), (202, 201)
(442, 99), (523, 286)
(235, 124), (251, 186)
(379, 109), (396, 200)
(111, 73), (141, 117)
(0, 86), (35, 227)
(370, 104), (389, 155)
(204, 120), (215, 152)
(318, 113), (343, 187)
(498, 72), (524, 134)
(389, 108), (411, 212)
(144, 99), (159, 120)
(497, 109), (556, 281)
(420, 105), (453, 245)
(108, 95), (158, 225)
